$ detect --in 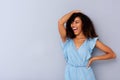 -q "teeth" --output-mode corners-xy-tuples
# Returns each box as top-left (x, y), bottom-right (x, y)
(73, 27), (77, 30)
